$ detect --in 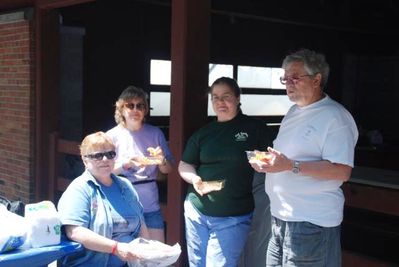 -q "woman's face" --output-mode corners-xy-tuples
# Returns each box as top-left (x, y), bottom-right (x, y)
(211, 84), (240, 122)
(122, 97), (147, 125)
(82, 145), (116, 180)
